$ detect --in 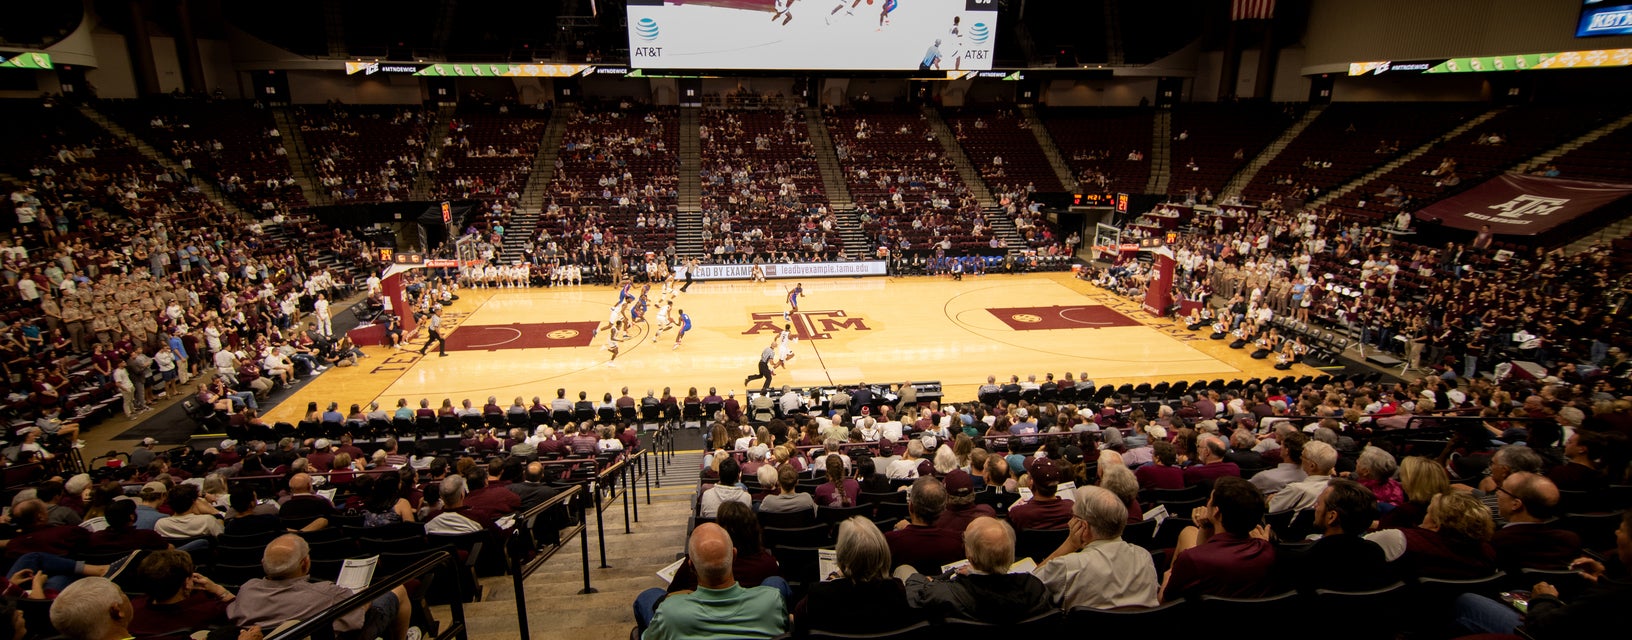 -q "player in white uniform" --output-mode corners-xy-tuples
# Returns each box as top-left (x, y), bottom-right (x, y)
(595, 300), (628, 341)
(652, 301), (672, 338)
(604, 331), (621, 367)
(772, 0), (795, 26)
(948, 17), (965, 70)
(774, 323), (797, 368)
